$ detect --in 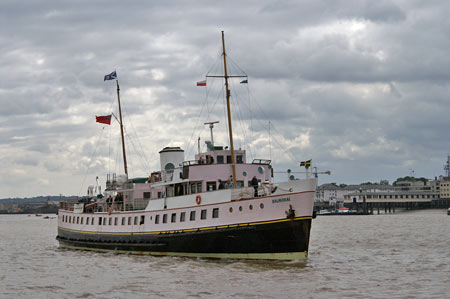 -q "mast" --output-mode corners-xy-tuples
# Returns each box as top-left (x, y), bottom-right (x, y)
(116, 79), (128, 178)
(221, 31), (237, 188)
